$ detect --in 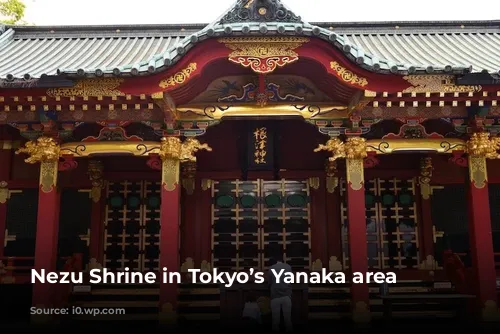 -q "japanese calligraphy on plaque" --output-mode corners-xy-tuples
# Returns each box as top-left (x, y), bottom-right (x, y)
(247, 125), (274, 171)
(254, 127), (267, 164)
